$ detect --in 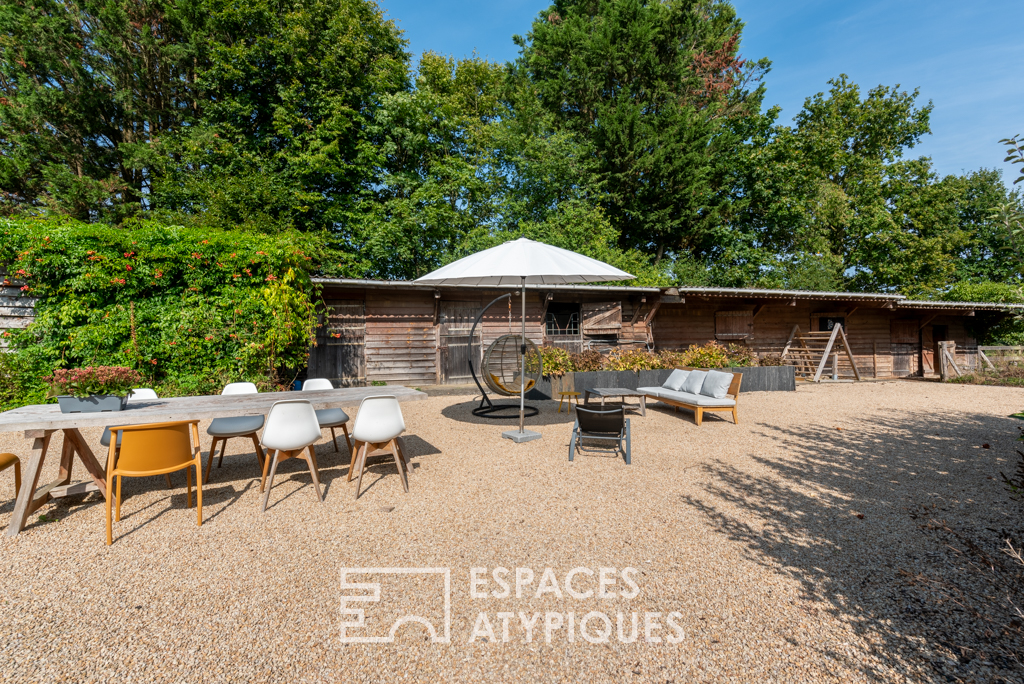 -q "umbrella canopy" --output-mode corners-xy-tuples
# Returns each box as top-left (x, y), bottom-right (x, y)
(413, 238), (634, 286)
